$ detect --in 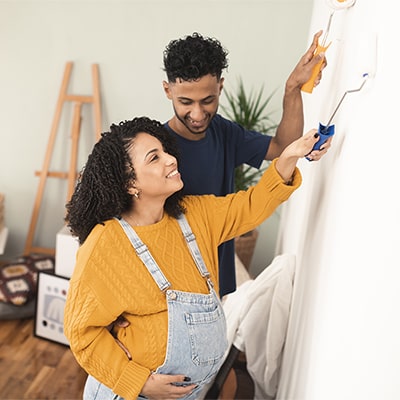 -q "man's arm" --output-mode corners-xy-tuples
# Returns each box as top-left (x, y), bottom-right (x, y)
(266, 31), (326, 160)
